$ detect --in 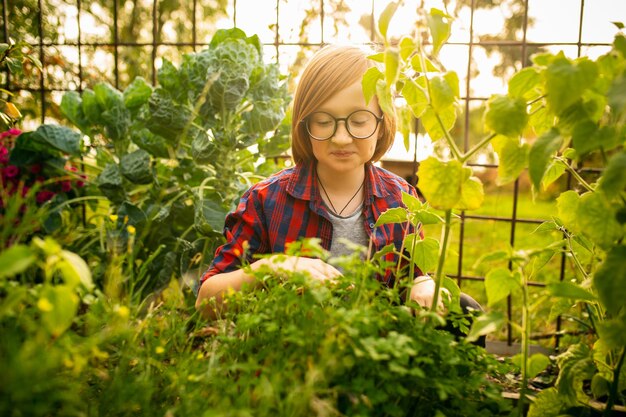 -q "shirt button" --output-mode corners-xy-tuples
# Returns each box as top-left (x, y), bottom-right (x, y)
(369, 223), (375, 228)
